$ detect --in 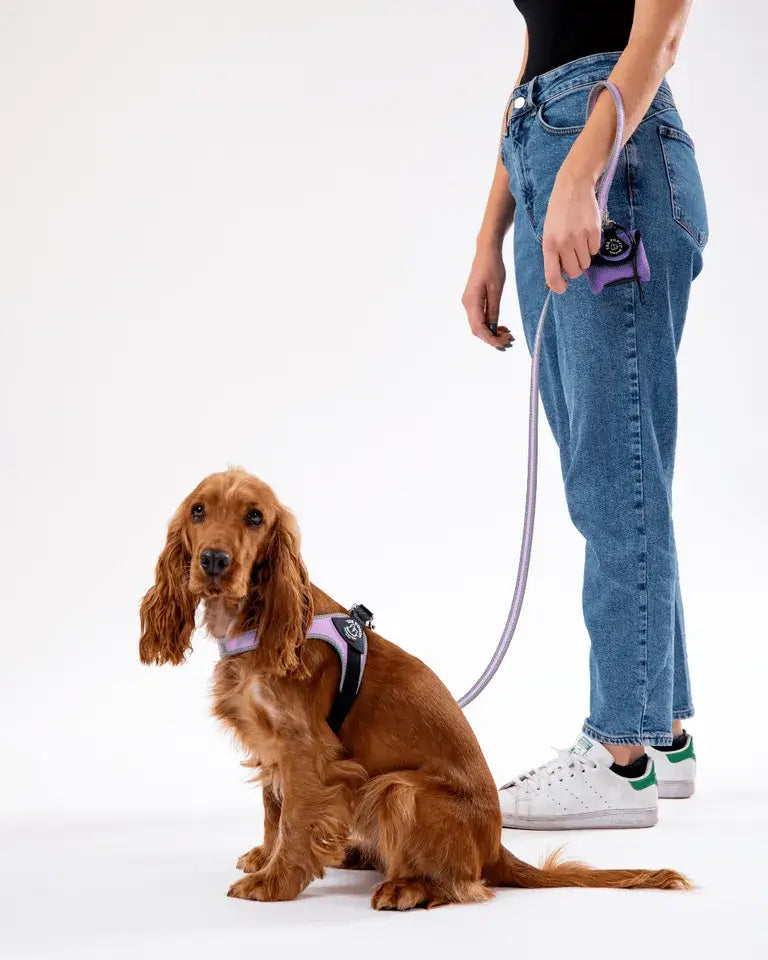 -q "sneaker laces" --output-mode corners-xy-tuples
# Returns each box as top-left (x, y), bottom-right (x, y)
(500, 747), (599, 794)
